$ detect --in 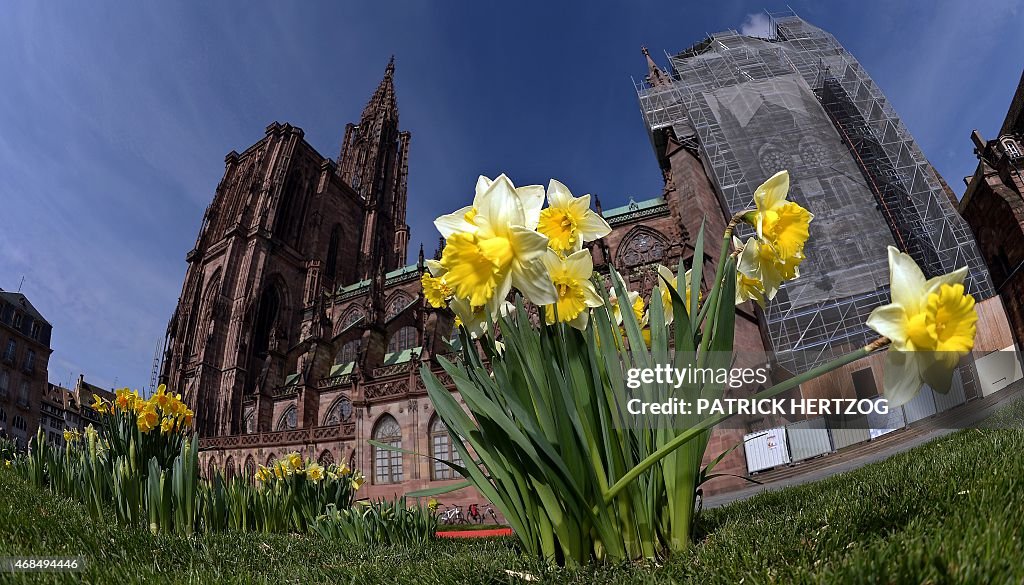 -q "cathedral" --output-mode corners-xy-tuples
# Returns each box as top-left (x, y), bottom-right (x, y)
(159, 57), (753, 505)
